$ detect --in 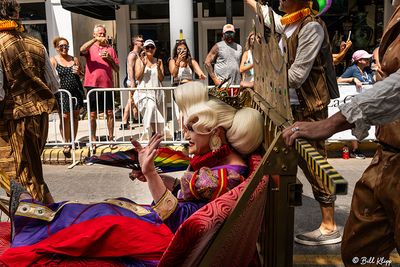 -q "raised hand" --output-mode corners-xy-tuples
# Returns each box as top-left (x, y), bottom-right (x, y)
(157, 58), (163, 68)
(177, 50), (185, 62)
(214, 78), (222, 86)
(141, 55), (148, 66)
(100, 49), (111, 61)
(96, 36), (108, 44)
(72, 64), (79, 75)
(354, 78), (363, 90)
(131, 134), (163, 177)
(129, 169), (146, 182)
